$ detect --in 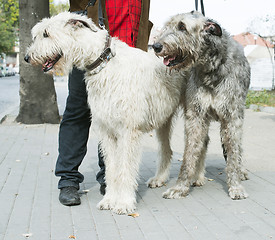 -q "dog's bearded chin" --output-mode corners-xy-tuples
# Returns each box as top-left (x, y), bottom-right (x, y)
(163, 55), (188, 67)
(42, 53), (63, 72)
